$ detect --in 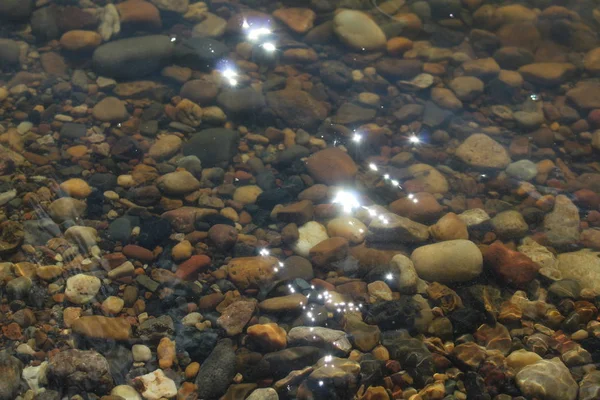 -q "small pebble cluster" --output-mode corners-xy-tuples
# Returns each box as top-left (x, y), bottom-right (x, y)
(2, 0), (600, 400)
